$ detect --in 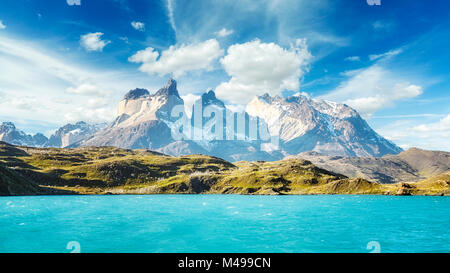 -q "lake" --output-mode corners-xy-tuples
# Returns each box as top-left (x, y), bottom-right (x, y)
(0, 195), (449, 253)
